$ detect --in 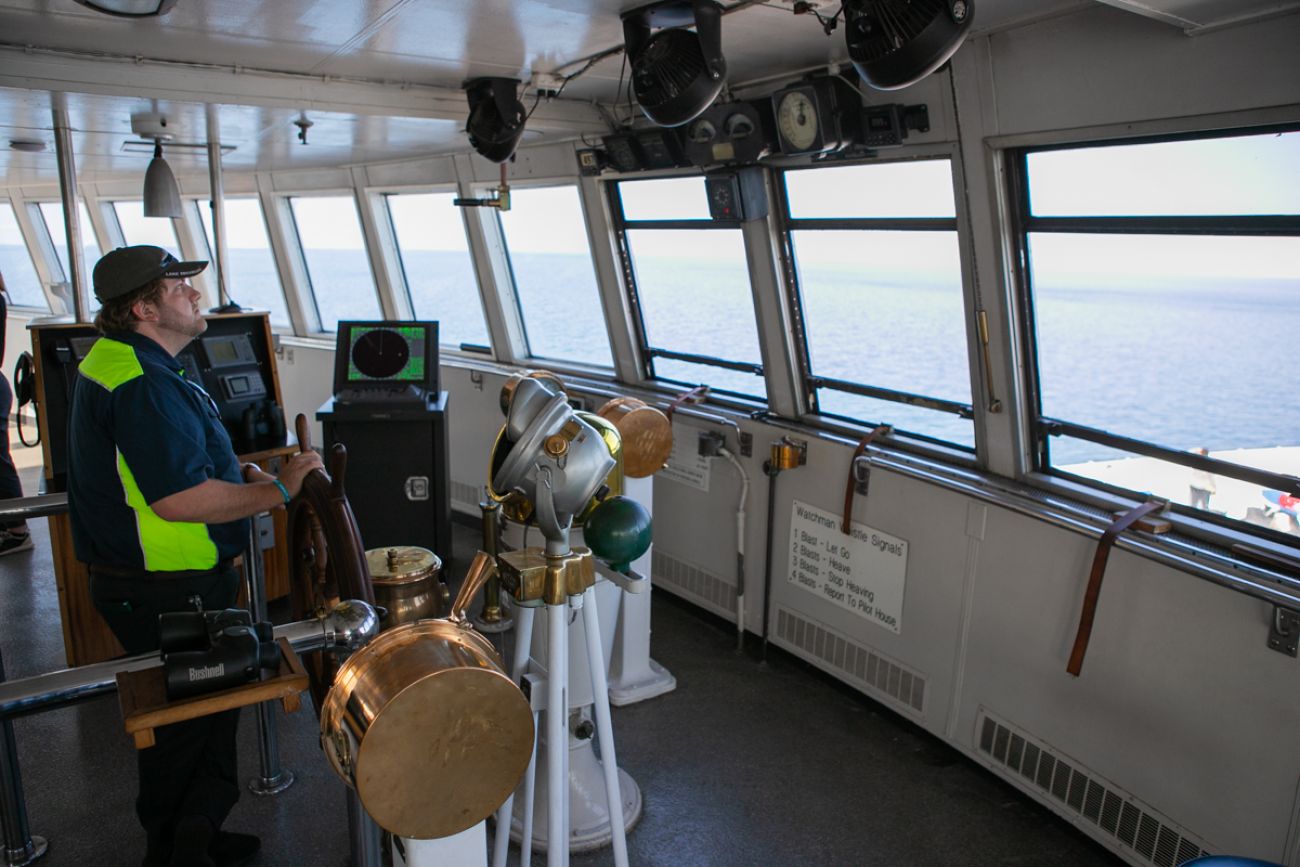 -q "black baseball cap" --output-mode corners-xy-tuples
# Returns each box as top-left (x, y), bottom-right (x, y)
(92, 245), (208, 302)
